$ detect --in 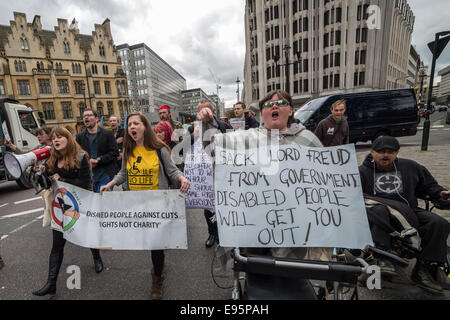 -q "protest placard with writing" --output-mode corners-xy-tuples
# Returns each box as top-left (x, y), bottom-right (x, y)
(51, 181), (187, 250)
(215, 143), (373, 249)
(184, 138), (215, 212)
